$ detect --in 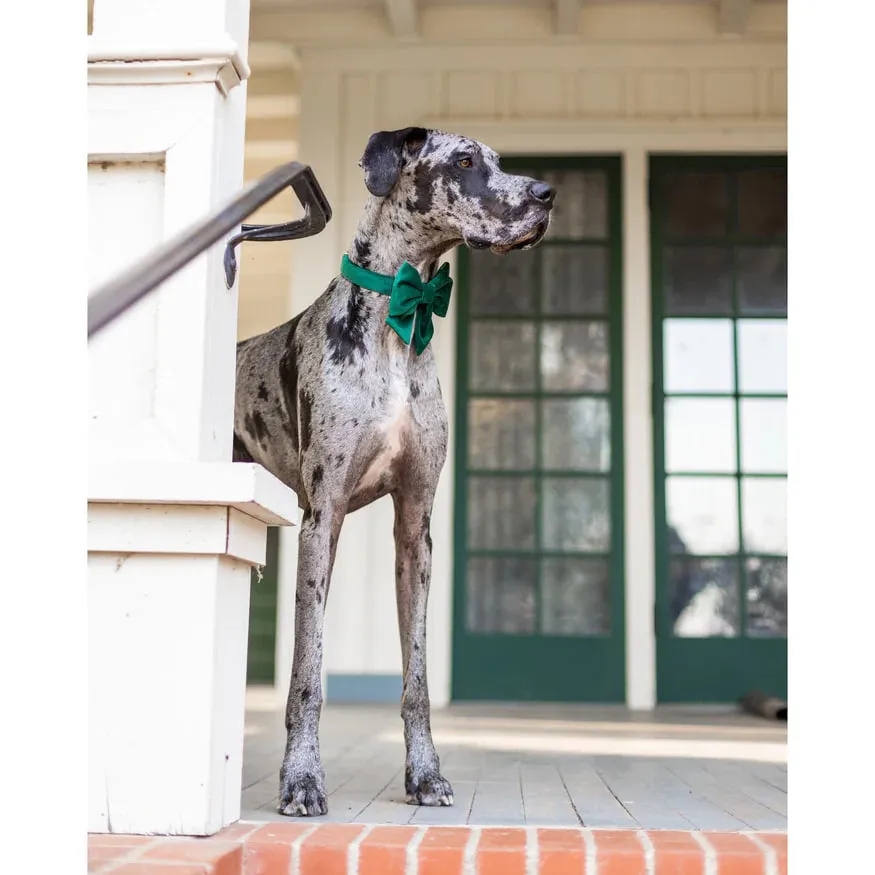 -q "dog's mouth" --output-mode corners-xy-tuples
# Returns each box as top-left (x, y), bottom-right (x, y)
(488, 219), (549, 255)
